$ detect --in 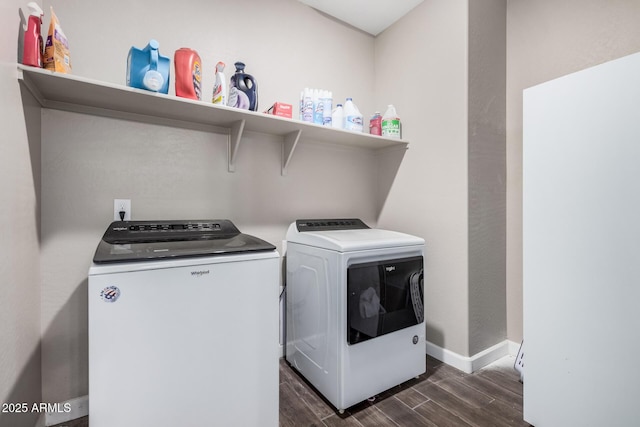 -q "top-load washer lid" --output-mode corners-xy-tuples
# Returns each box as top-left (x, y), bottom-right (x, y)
(286, 218), (424, 252)
(93, 220), (276, 263)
